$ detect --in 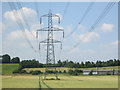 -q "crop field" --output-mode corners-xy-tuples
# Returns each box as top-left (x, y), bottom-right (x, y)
(23, 66), (119, 73)
(1, 64), (119, 74)
(1, 64), (119, 88)
(2, 75), (118, 88)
